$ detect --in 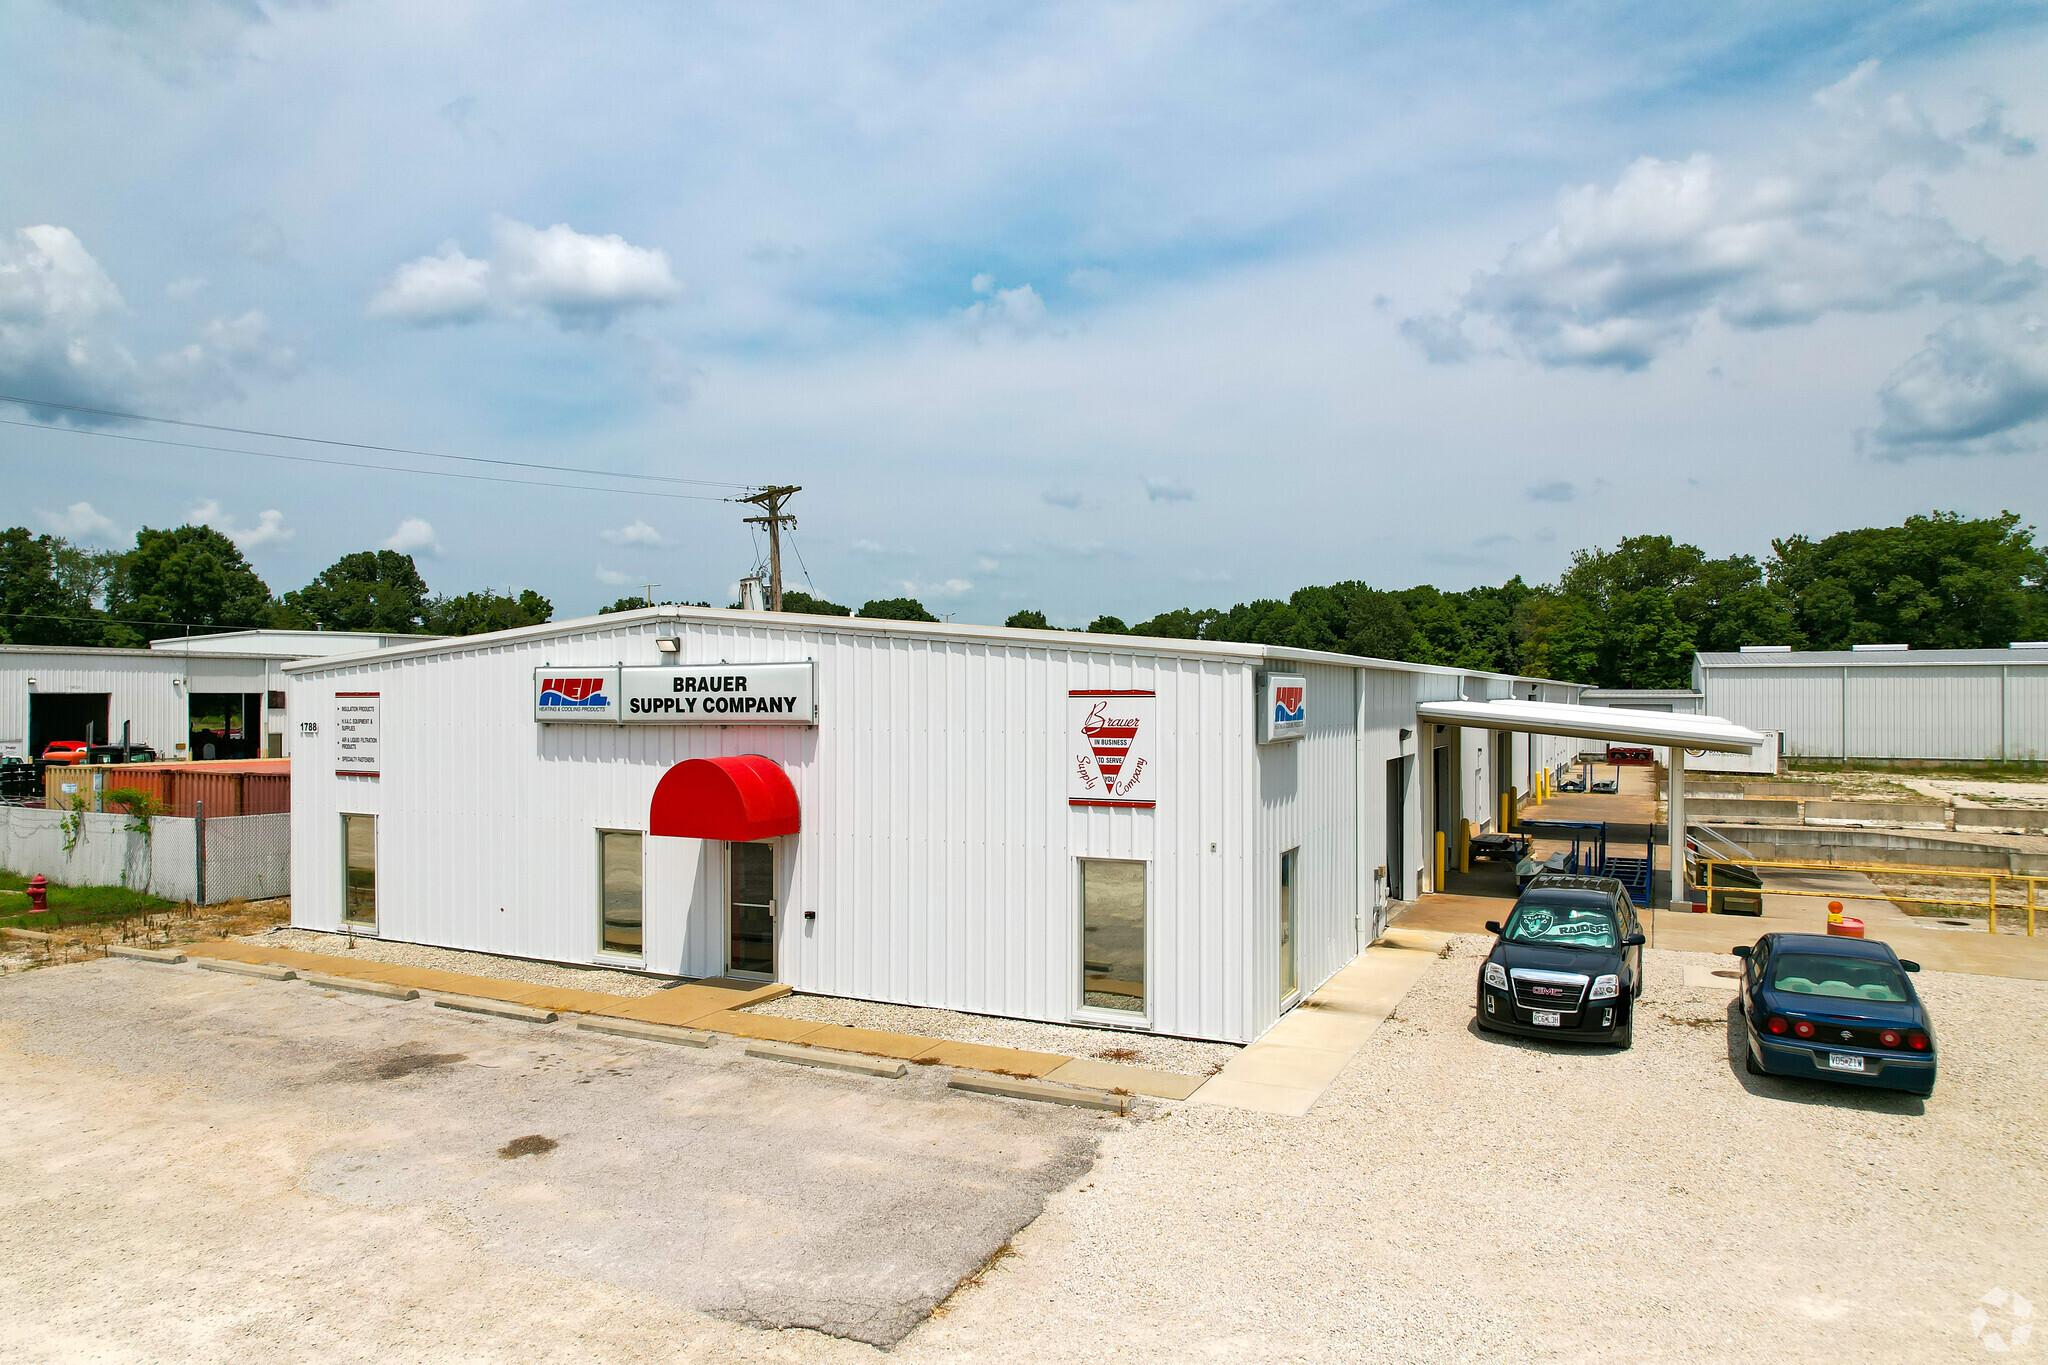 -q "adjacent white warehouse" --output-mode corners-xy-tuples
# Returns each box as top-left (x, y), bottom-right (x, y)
(0, 630), (427, 763)
(286, 608), (1583, 1044)
(1695, 646), (2048, 763)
